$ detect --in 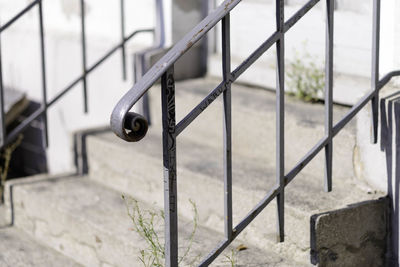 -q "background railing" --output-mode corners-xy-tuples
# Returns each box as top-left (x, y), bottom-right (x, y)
(111, 0), (400, 266)
(0, 0), (164, 149)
